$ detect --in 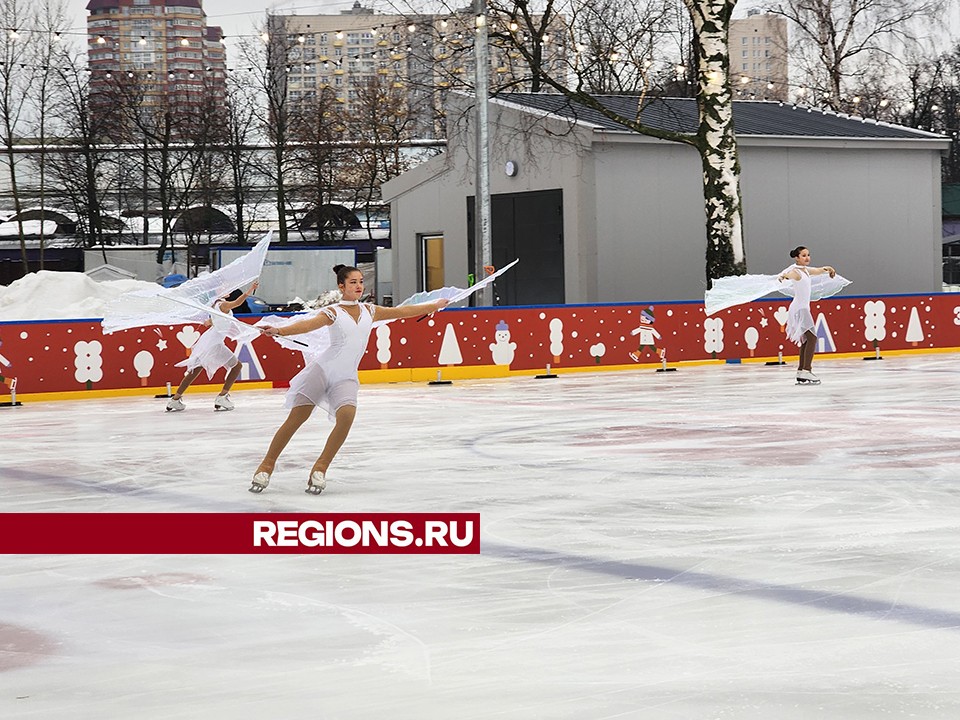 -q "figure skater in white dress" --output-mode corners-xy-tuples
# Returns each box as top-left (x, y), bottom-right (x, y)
(252, 265), (449, 494)
(166, 280), (259, 412)
(778, 247), (837, 385)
